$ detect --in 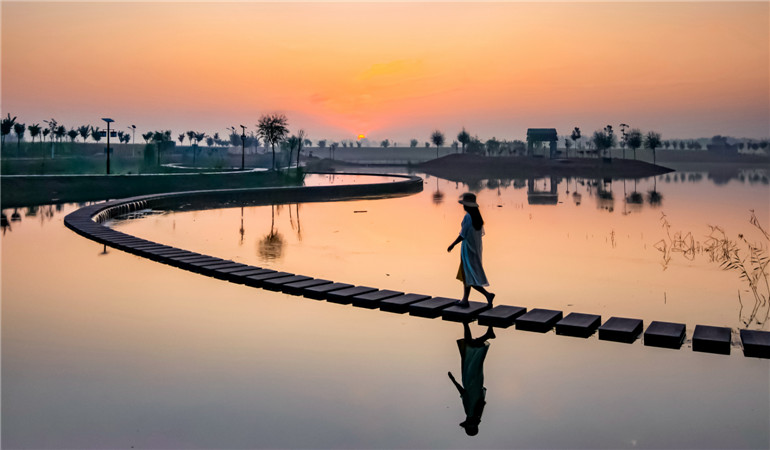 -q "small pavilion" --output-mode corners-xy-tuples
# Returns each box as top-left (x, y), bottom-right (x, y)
(526, 128), (559, 158)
